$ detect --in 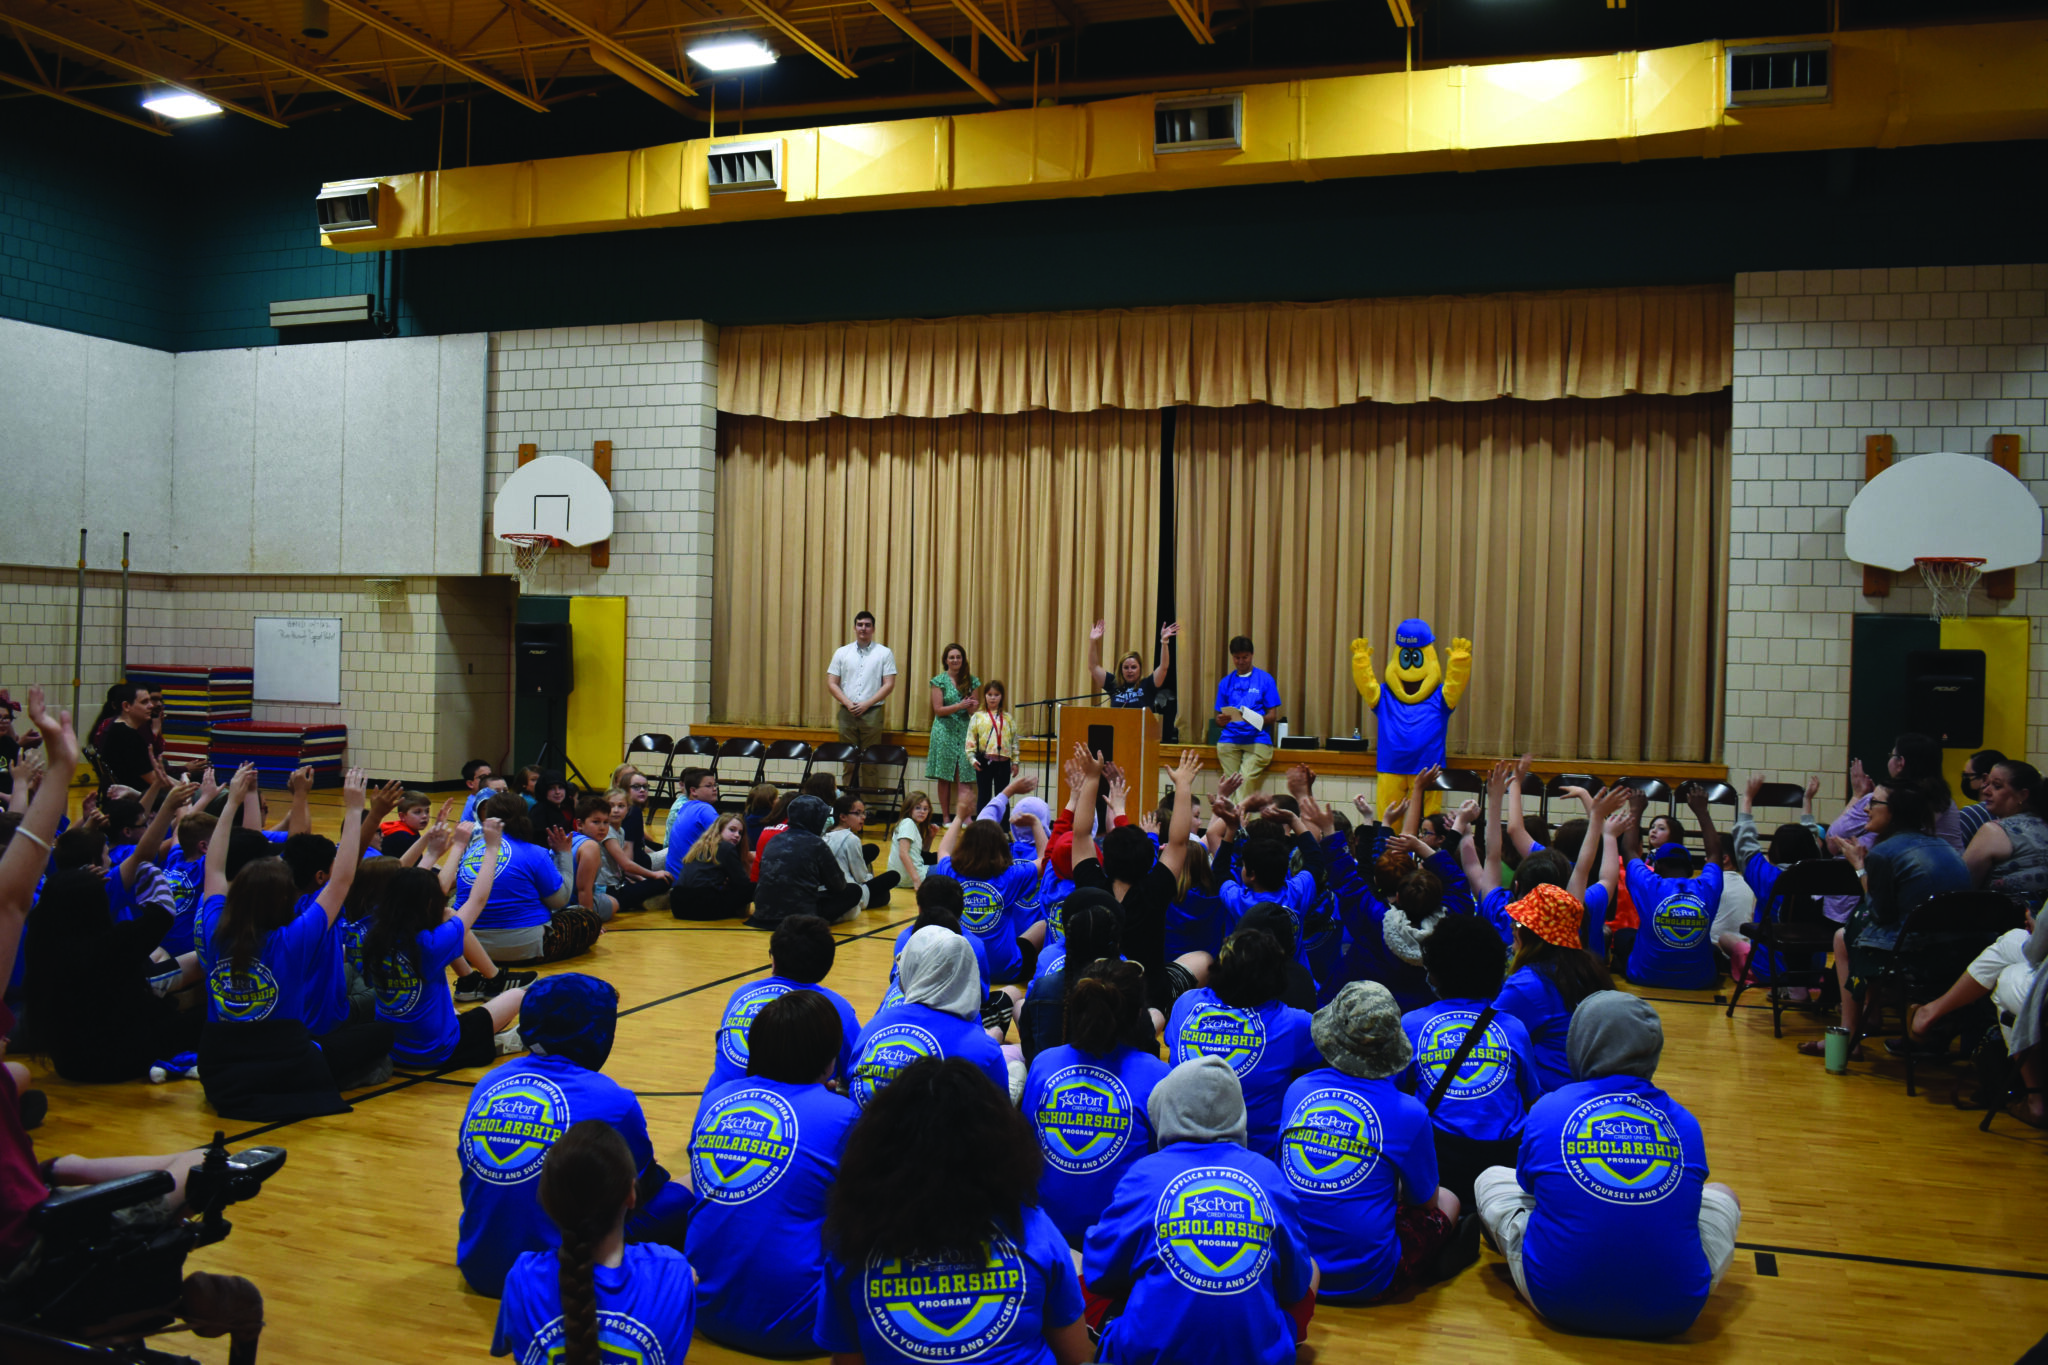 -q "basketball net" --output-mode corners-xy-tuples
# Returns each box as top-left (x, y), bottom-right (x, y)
(1915, 556), (1984, 621)
(503, 534), (558, 594)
